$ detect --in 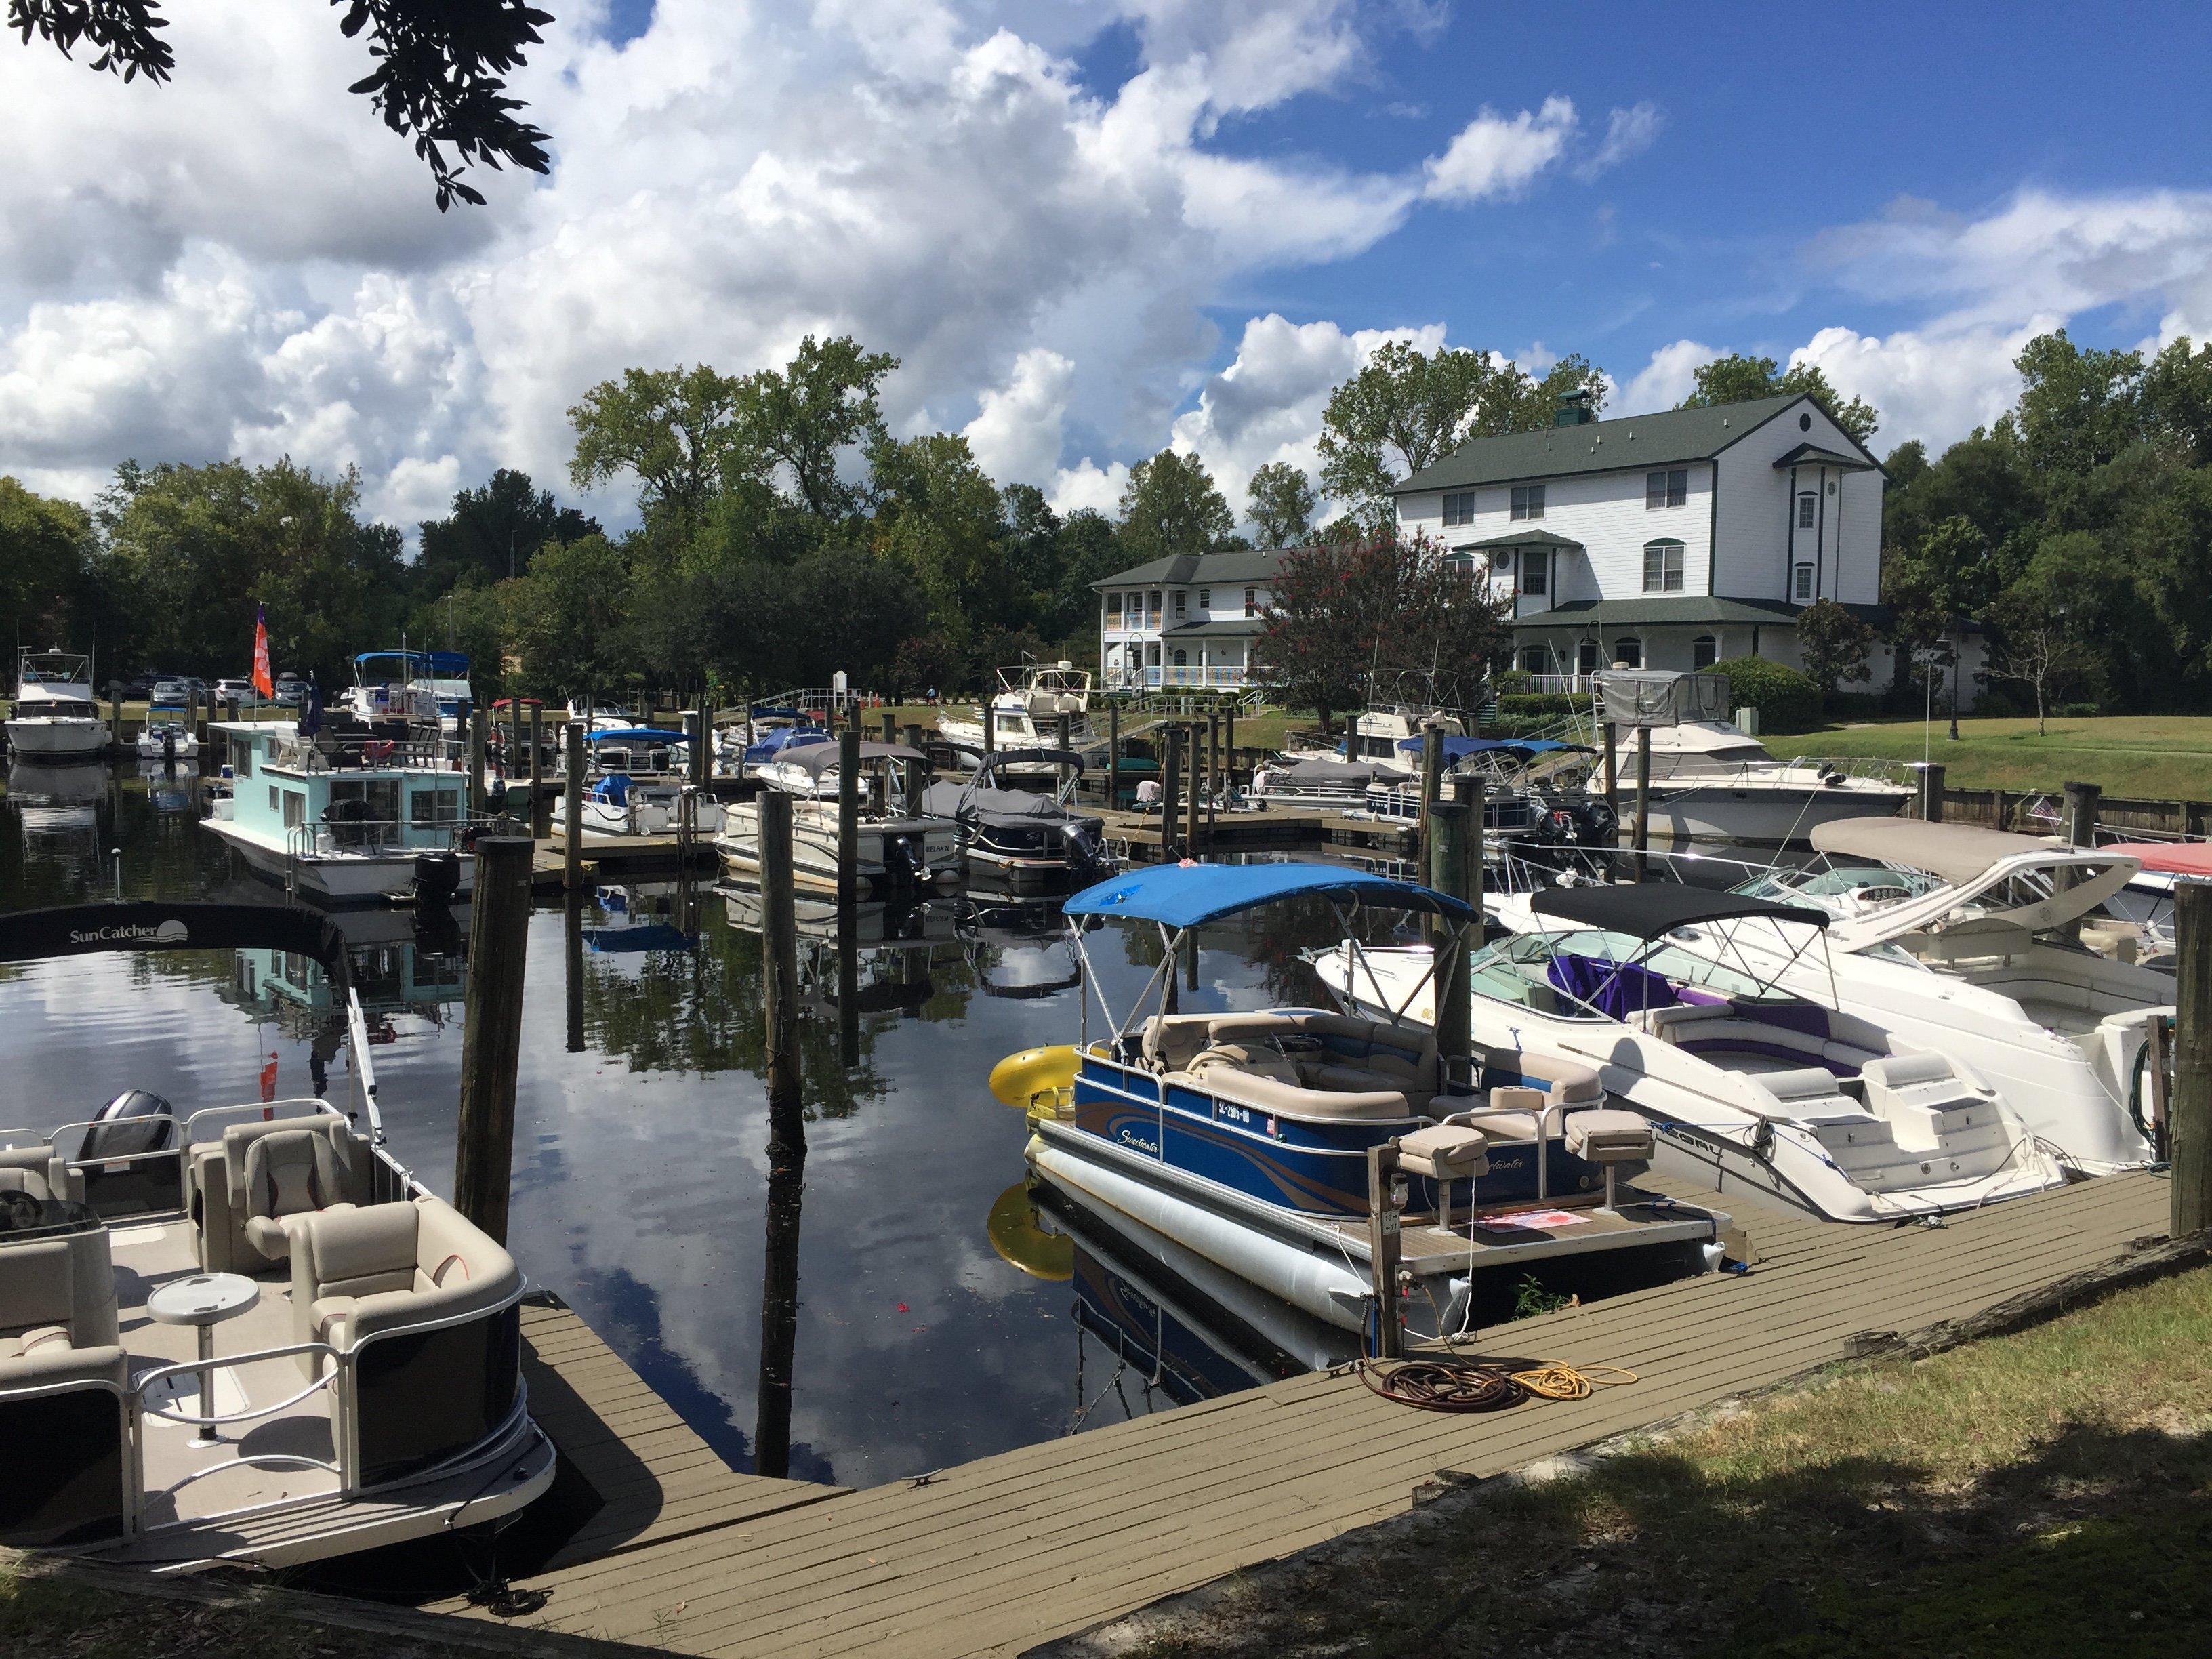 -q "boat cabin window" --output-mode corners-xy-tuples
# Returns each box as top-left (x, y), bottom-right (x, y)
(330, 779), (401, 823)
(409, 787), (462, 827)
(231, 735), (255, 779)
